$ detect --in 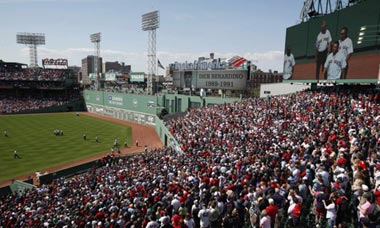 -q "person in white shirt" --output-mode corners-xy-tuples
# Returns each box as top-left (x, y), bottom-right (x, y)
(323, 196), (337, 228)
(315, 21), (332, 81)
(198, 204), (211, 228)
(171, 196), (181, 213)
(146, 216), (159, 228)
(323, 41), (347, 80)
(14, 149), (21, 159)
(184, 213), (195, 228)
(260, 209), (271, 228)
(283, 47), (295, 80)
(338, 26), (353, 79)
